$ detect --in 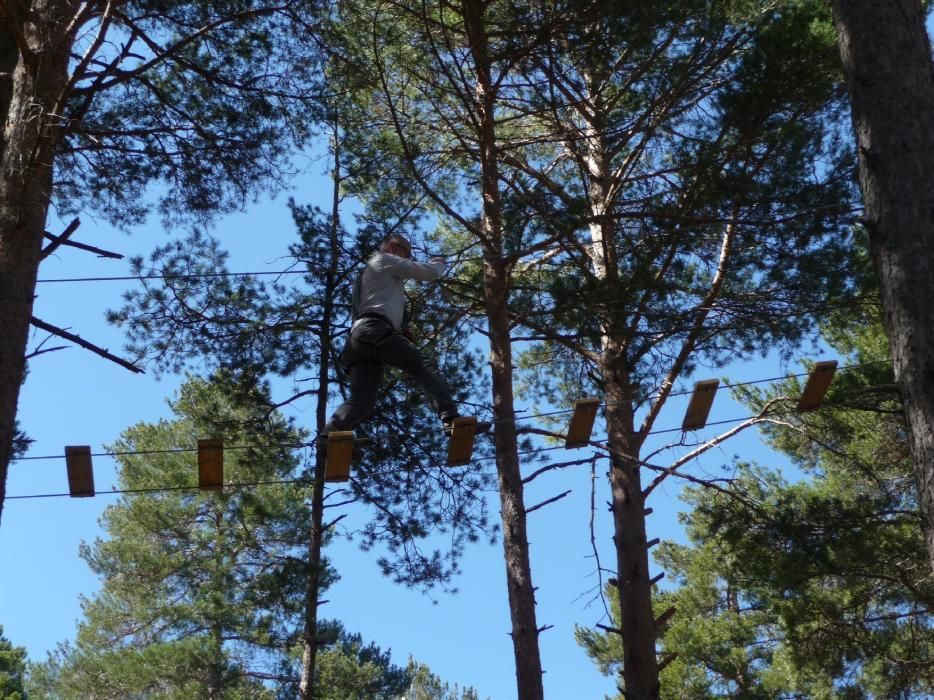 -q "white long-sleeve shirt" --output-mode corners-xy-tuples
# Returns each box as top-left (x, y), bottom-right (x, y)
(353, 252), (445, 330)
